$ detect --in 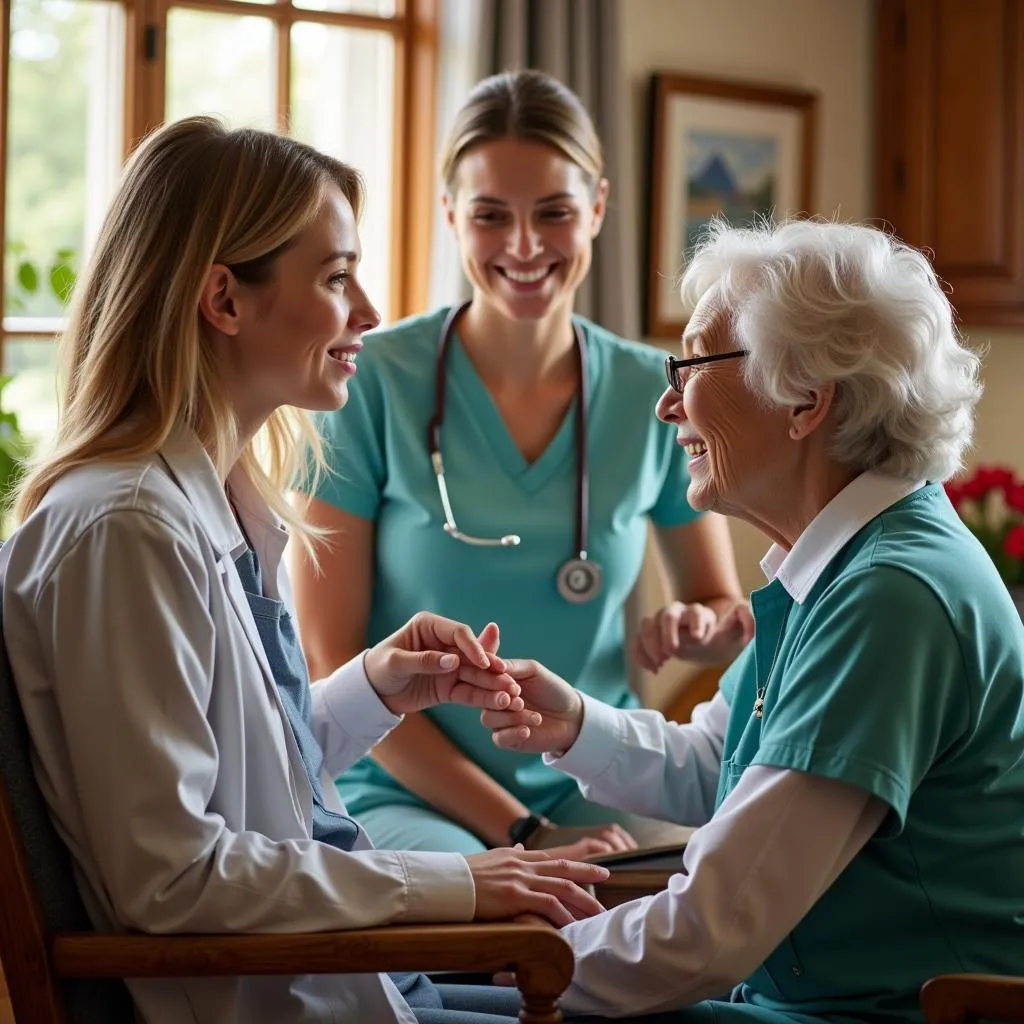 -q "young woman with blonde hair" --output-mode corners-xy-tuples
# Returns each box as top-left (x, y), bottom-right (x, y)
(0, 115), (610, 1024)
